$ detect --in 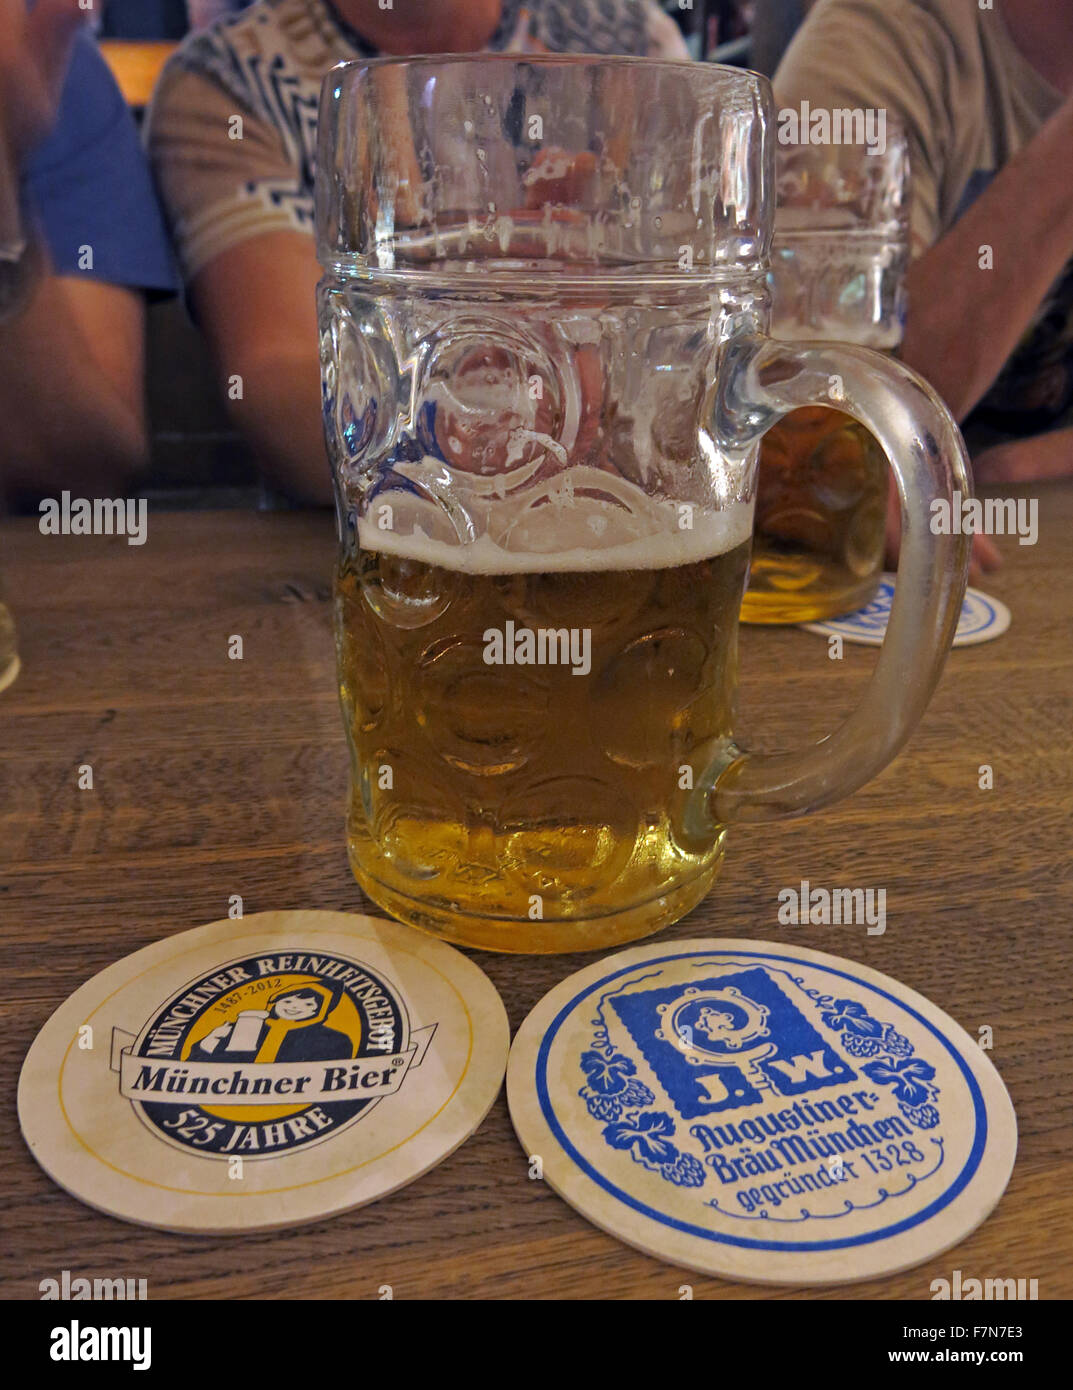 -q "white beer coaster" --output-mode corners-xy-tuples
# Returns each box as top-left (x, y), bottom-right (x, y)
(800, 574), (1010, 646)
(507, 939), (1016, 1285)
(19, 910), (509, 1233)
